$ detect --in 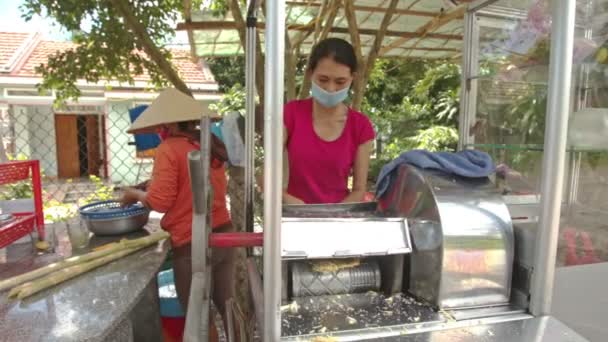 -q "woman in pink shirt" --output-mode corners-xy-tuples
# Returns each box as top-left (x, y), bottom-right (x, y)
(283, 38), (375, 204)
